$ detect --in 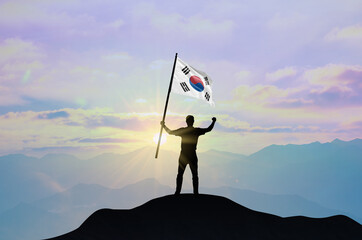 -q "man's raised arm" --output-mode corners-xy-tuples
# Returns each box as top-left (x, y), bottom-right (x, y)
(204, 117), (217, 133)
